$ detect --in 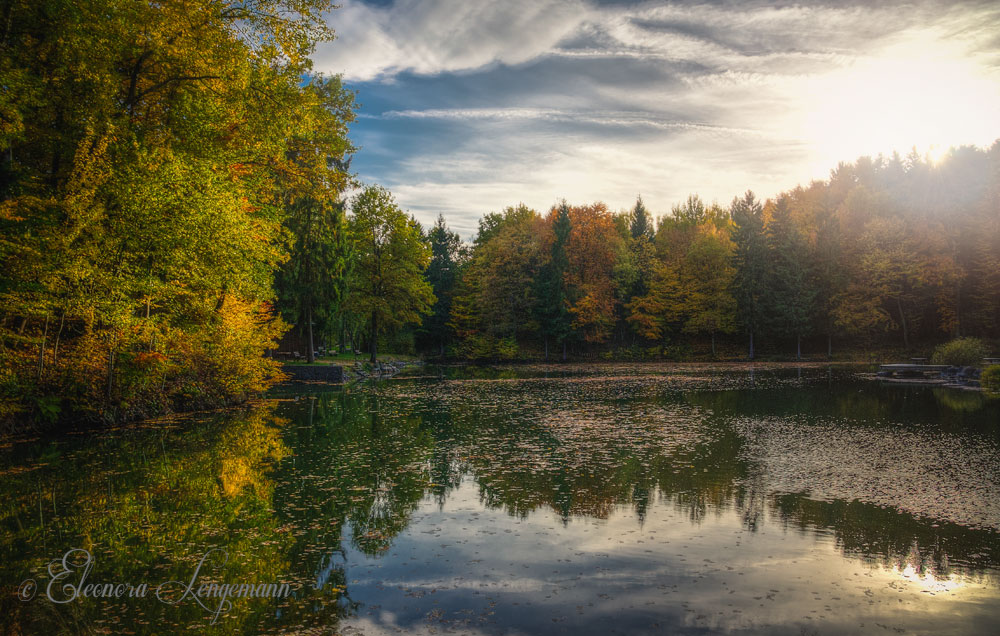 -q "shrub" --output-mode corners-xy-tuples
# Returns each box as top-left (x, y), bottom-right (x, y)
(982, 365), (1000, 394)
(931, 338), (989, 366)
